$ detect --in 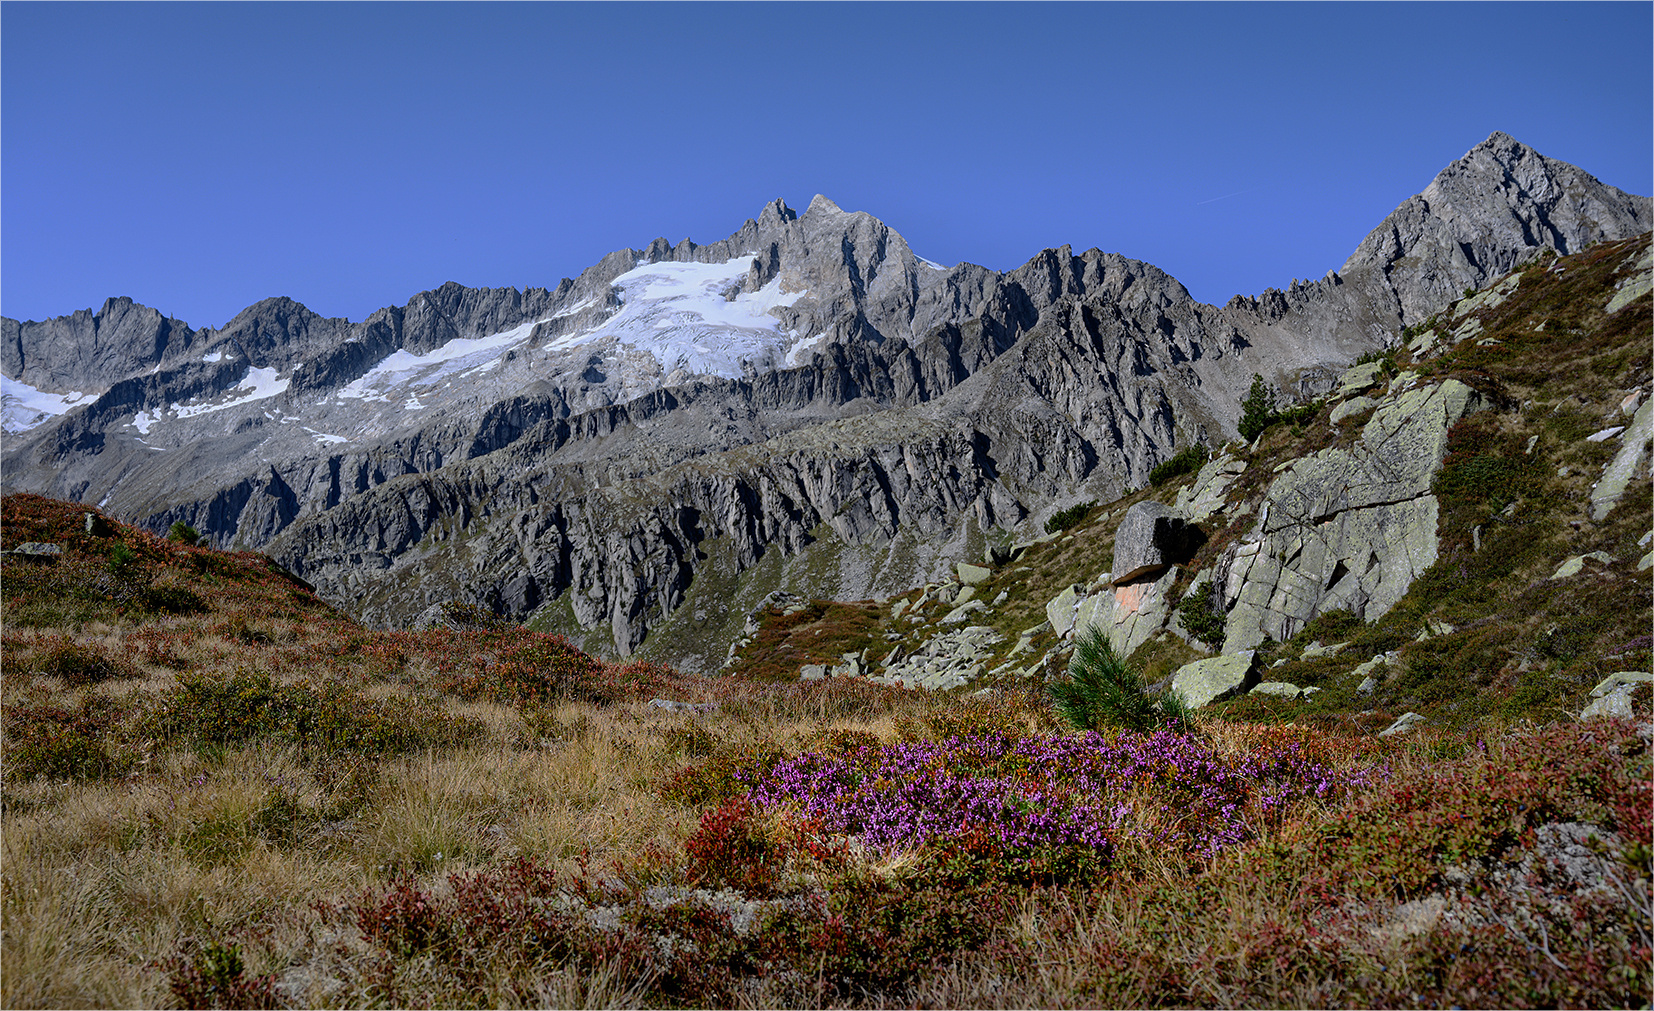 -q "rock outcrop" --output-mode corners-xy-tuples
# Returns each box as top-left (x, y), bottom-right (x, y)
(1215, 379), (1484, 650)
